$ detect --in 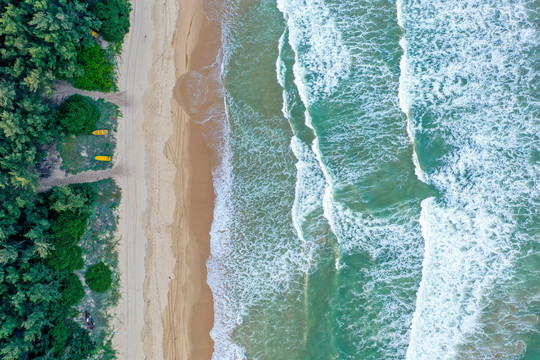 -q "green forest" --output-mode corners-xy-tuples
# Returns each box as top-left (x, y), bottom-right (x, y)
(0, 0), (131, 358)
